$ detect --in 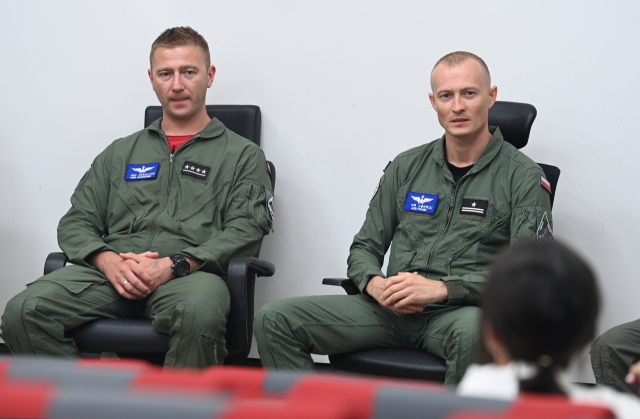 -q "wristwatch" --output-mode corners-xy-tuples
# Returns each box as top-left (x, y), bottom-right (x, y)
(169, 254), (191, 278)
